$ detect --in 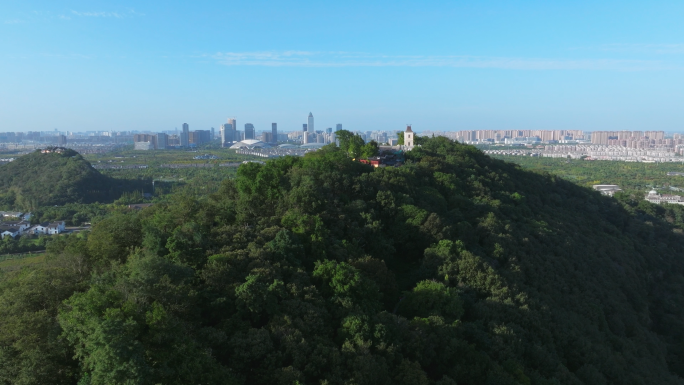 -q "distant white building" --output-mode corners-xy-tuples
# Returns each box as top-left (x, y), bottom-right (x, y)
(645, 190), (684, 205)
(28, 221), (65, 235)
(229, 139), (272, 149)
(0, 211), (23, 218)
(134, 142), (154, 151)
(0, 228), (19, 239)
(592, 185), (622, 197)
(47, 221), (66, 235)
(28, 222), (50, 235)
